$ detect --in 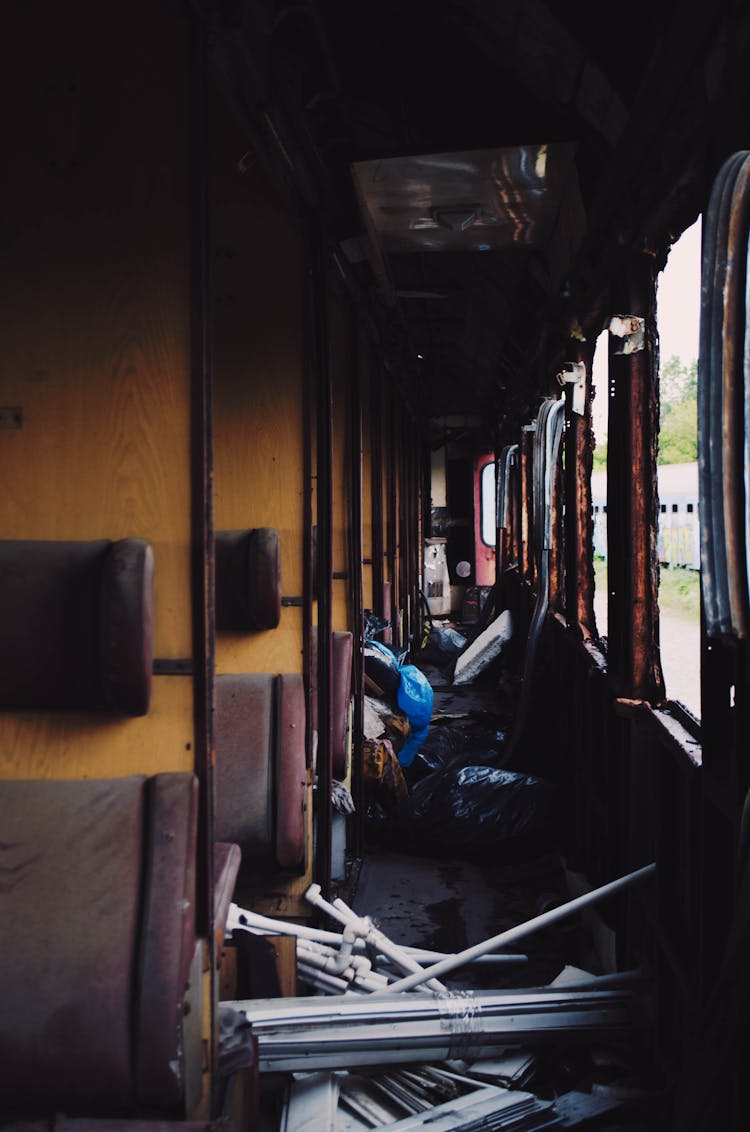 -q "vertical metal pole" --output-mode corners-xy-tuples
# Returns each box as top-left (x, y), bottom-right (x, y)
(307, 221), (333, 894)
(548, 417), (565, 614)
(564, 339), (596, 640)
(187, 8), (216, 1114)
(303, 277), (316, 772)
(607, 254), (665, 701)
(387, 376), (398, 645)
(348, 314), (365, 858)
(520, 428), (534, 587)
(188, 4), (214, 948)
(397, 408), (410, 645)
(370, 360), (385, 620)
